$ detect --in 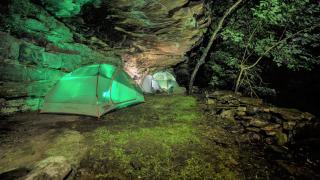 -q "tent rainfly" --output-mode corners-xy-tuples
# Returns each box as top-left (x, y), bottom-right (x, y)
(141, 71), (180, 94)
(152, 71), (179, 93)
(41, 64), (144, 117)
